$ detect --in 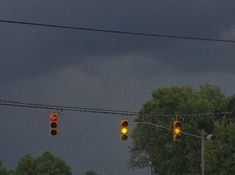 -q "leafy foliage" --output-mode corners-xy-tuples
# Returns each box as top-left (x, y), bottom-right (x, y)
(14, 155), (34, 175)
(205, 121), (235, 174)
(0, 162), (10, 175)
(14, 151), (72, 175)
(227, 94), (235, 121)
(129, 85), (233, 174)
(85, 170), (98, 175)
